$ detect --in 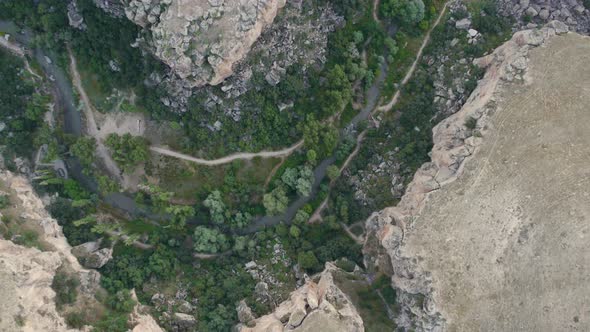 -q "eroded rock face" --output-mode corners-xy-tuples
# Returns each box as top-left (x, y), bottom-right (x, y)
(71, 240), (113, 269)
(124, 0), (286, 87)
(237, 263), (364, 332)
(0, 240), (78, 332)
(365, 22), (590, 331)
(0, 171), (160, 331)
(500, 0), (590, 33)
